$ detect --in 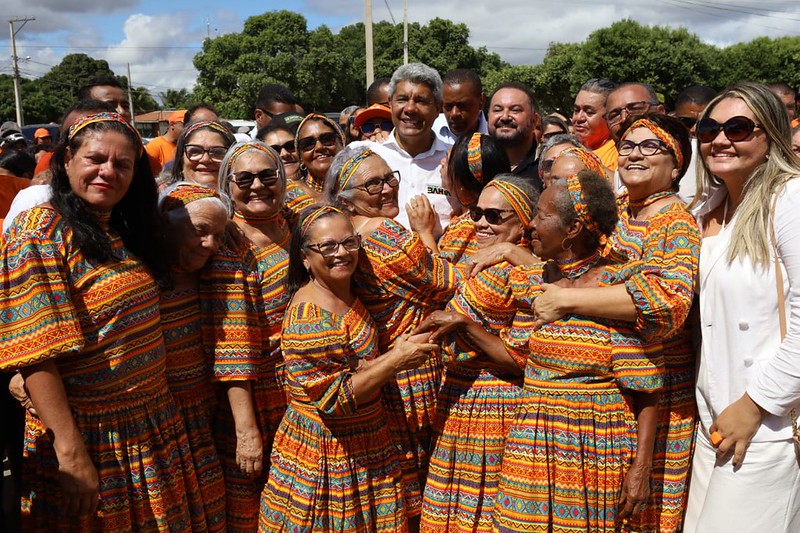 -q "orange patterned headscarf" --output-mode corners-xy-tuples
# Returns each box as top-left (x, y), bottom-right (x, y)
(68, 112), (143, 155)
(486, 179), (534, 227)
(556, 146), (606, 176)
(338, 149), (375, 190)
(566, 174), (602, 239)
(300, 205), (345, 237)
(467, 132), (484, 184)
(162, 182), (221, 213)
(623, 118), (684, 169)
